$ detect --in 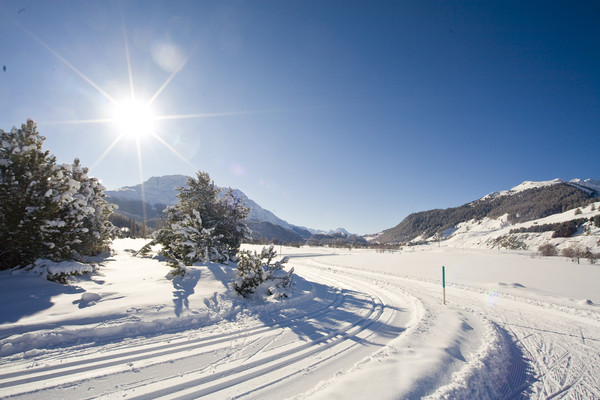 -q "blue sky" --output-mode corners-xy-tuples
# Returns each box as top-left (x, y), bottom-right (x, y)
(1, 1), (599, 234)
